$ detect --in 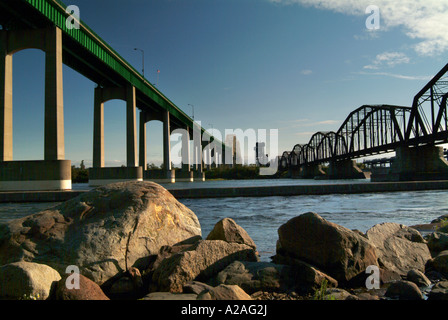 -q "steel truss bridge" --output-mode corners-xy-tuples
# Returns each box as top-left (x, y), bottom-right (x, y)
(279, 62), (448, 172)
